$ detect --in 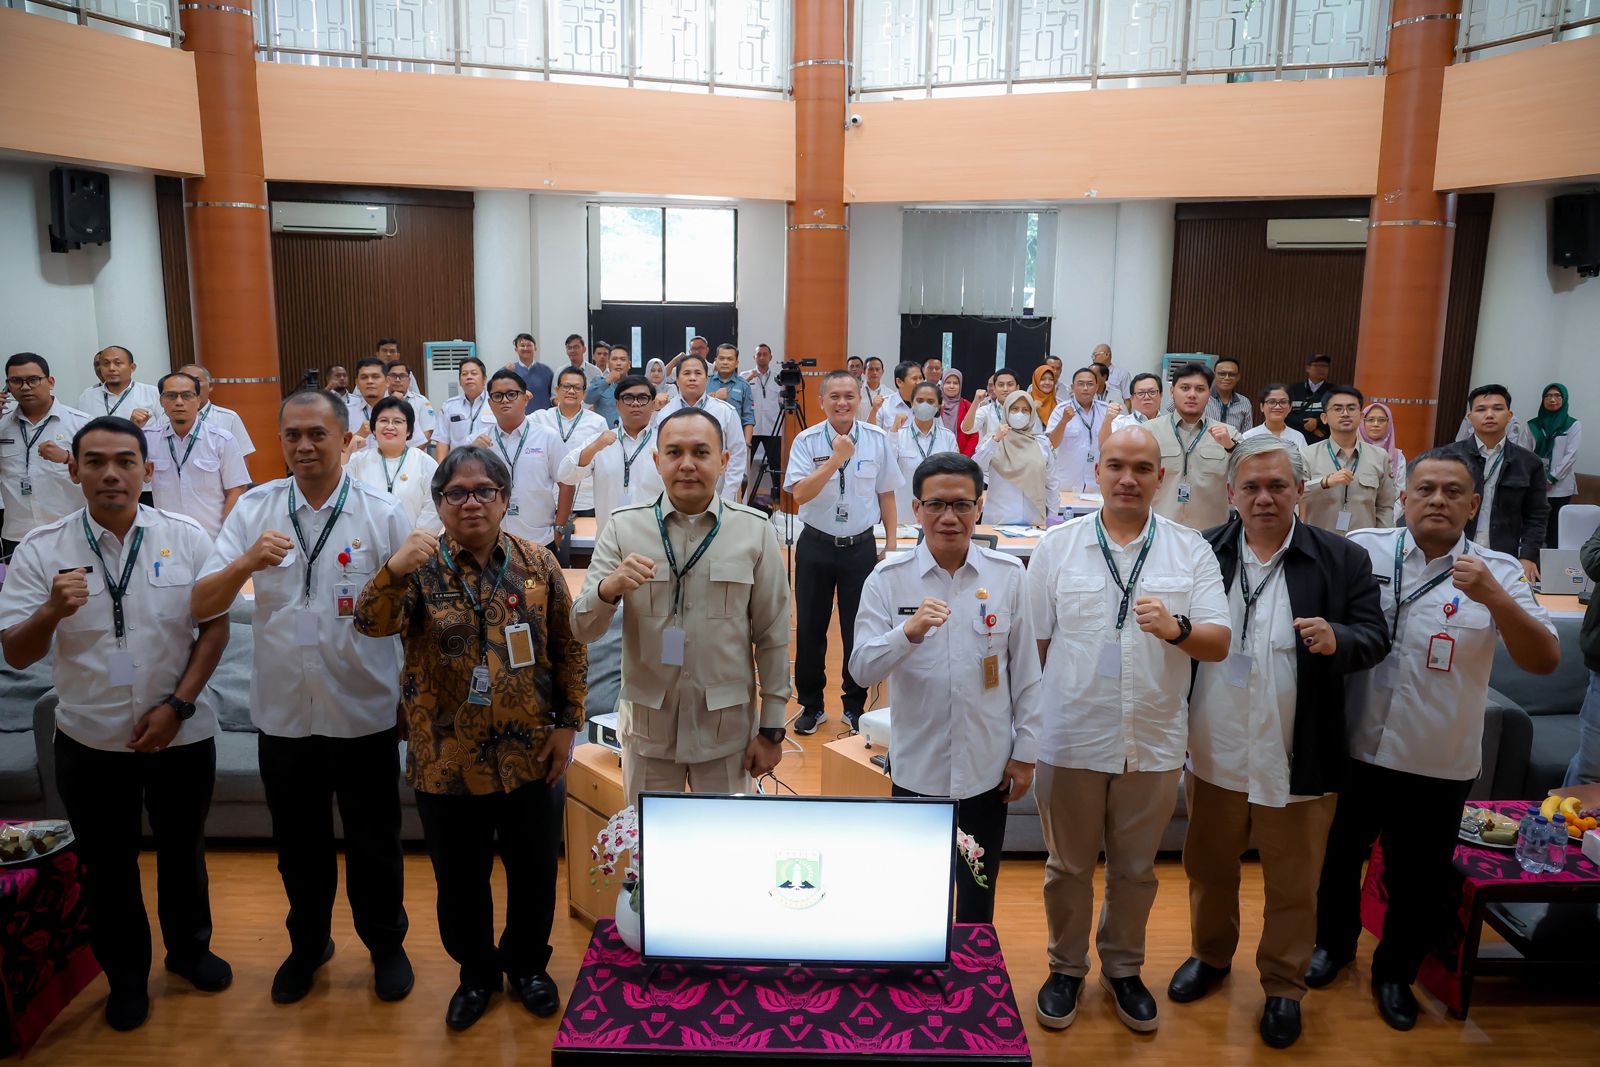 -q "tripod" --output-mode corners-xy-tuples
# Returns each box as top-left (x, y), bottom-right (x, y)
(745, 383), (808, 755)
